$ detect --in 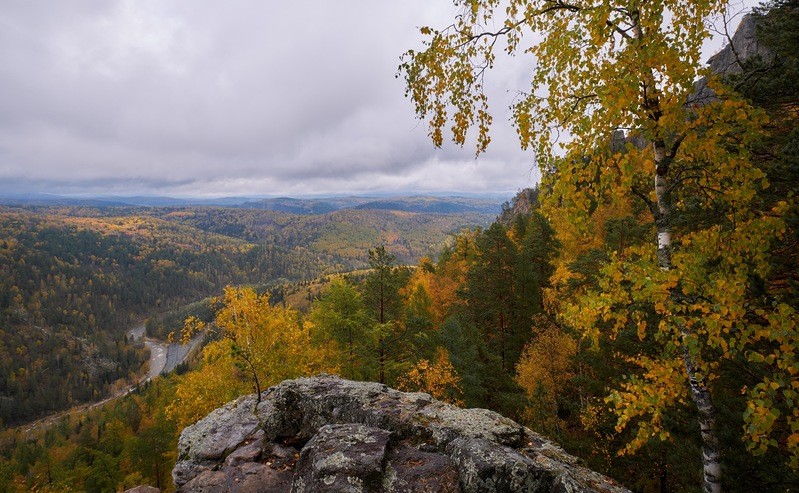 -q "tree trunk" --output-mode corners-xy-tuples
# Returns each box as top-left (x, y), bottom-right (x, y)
(348, 338), (354, 378)
(629, 4), (723, 486)
(379, 342), (385, 384)
(652, 136), (722, 493)
(499, 312), (507, 371)
(155, 458), (161, 490)
(683, 340), (722, 493)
